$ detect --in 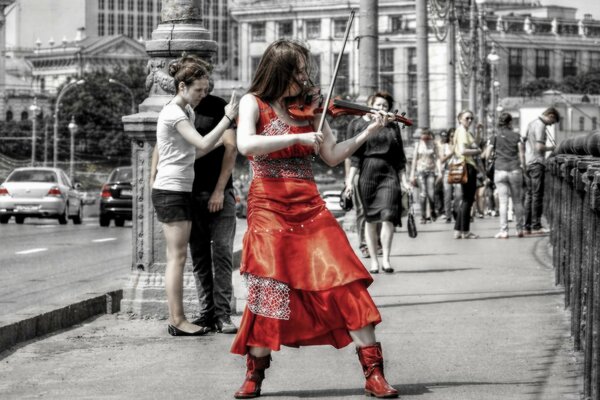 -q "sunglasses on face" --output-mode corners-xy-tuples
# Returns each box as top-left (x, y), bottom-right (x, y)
(465, 117), (473, 121)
